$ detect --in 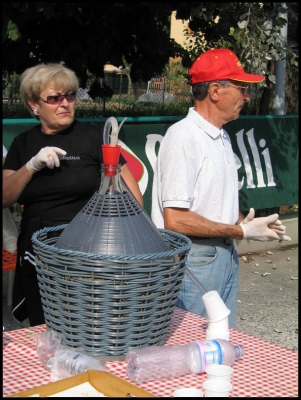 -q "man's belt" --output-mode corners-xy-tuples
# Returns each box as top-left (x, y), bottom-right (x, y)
(187, 236), (233, 246)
